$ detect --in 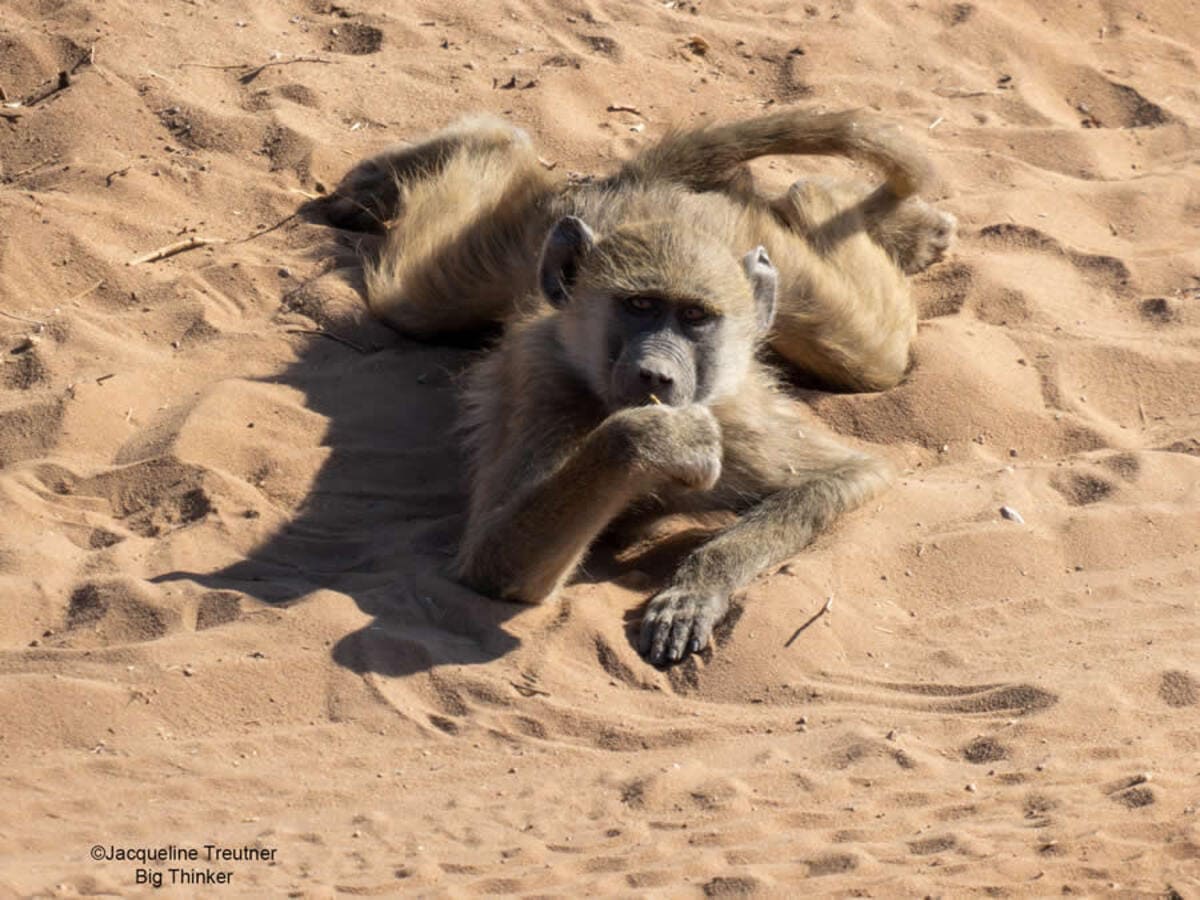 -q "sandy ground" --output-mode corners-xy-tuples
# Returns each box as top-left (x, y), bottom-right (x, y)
(1, 0), (1198, 896)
